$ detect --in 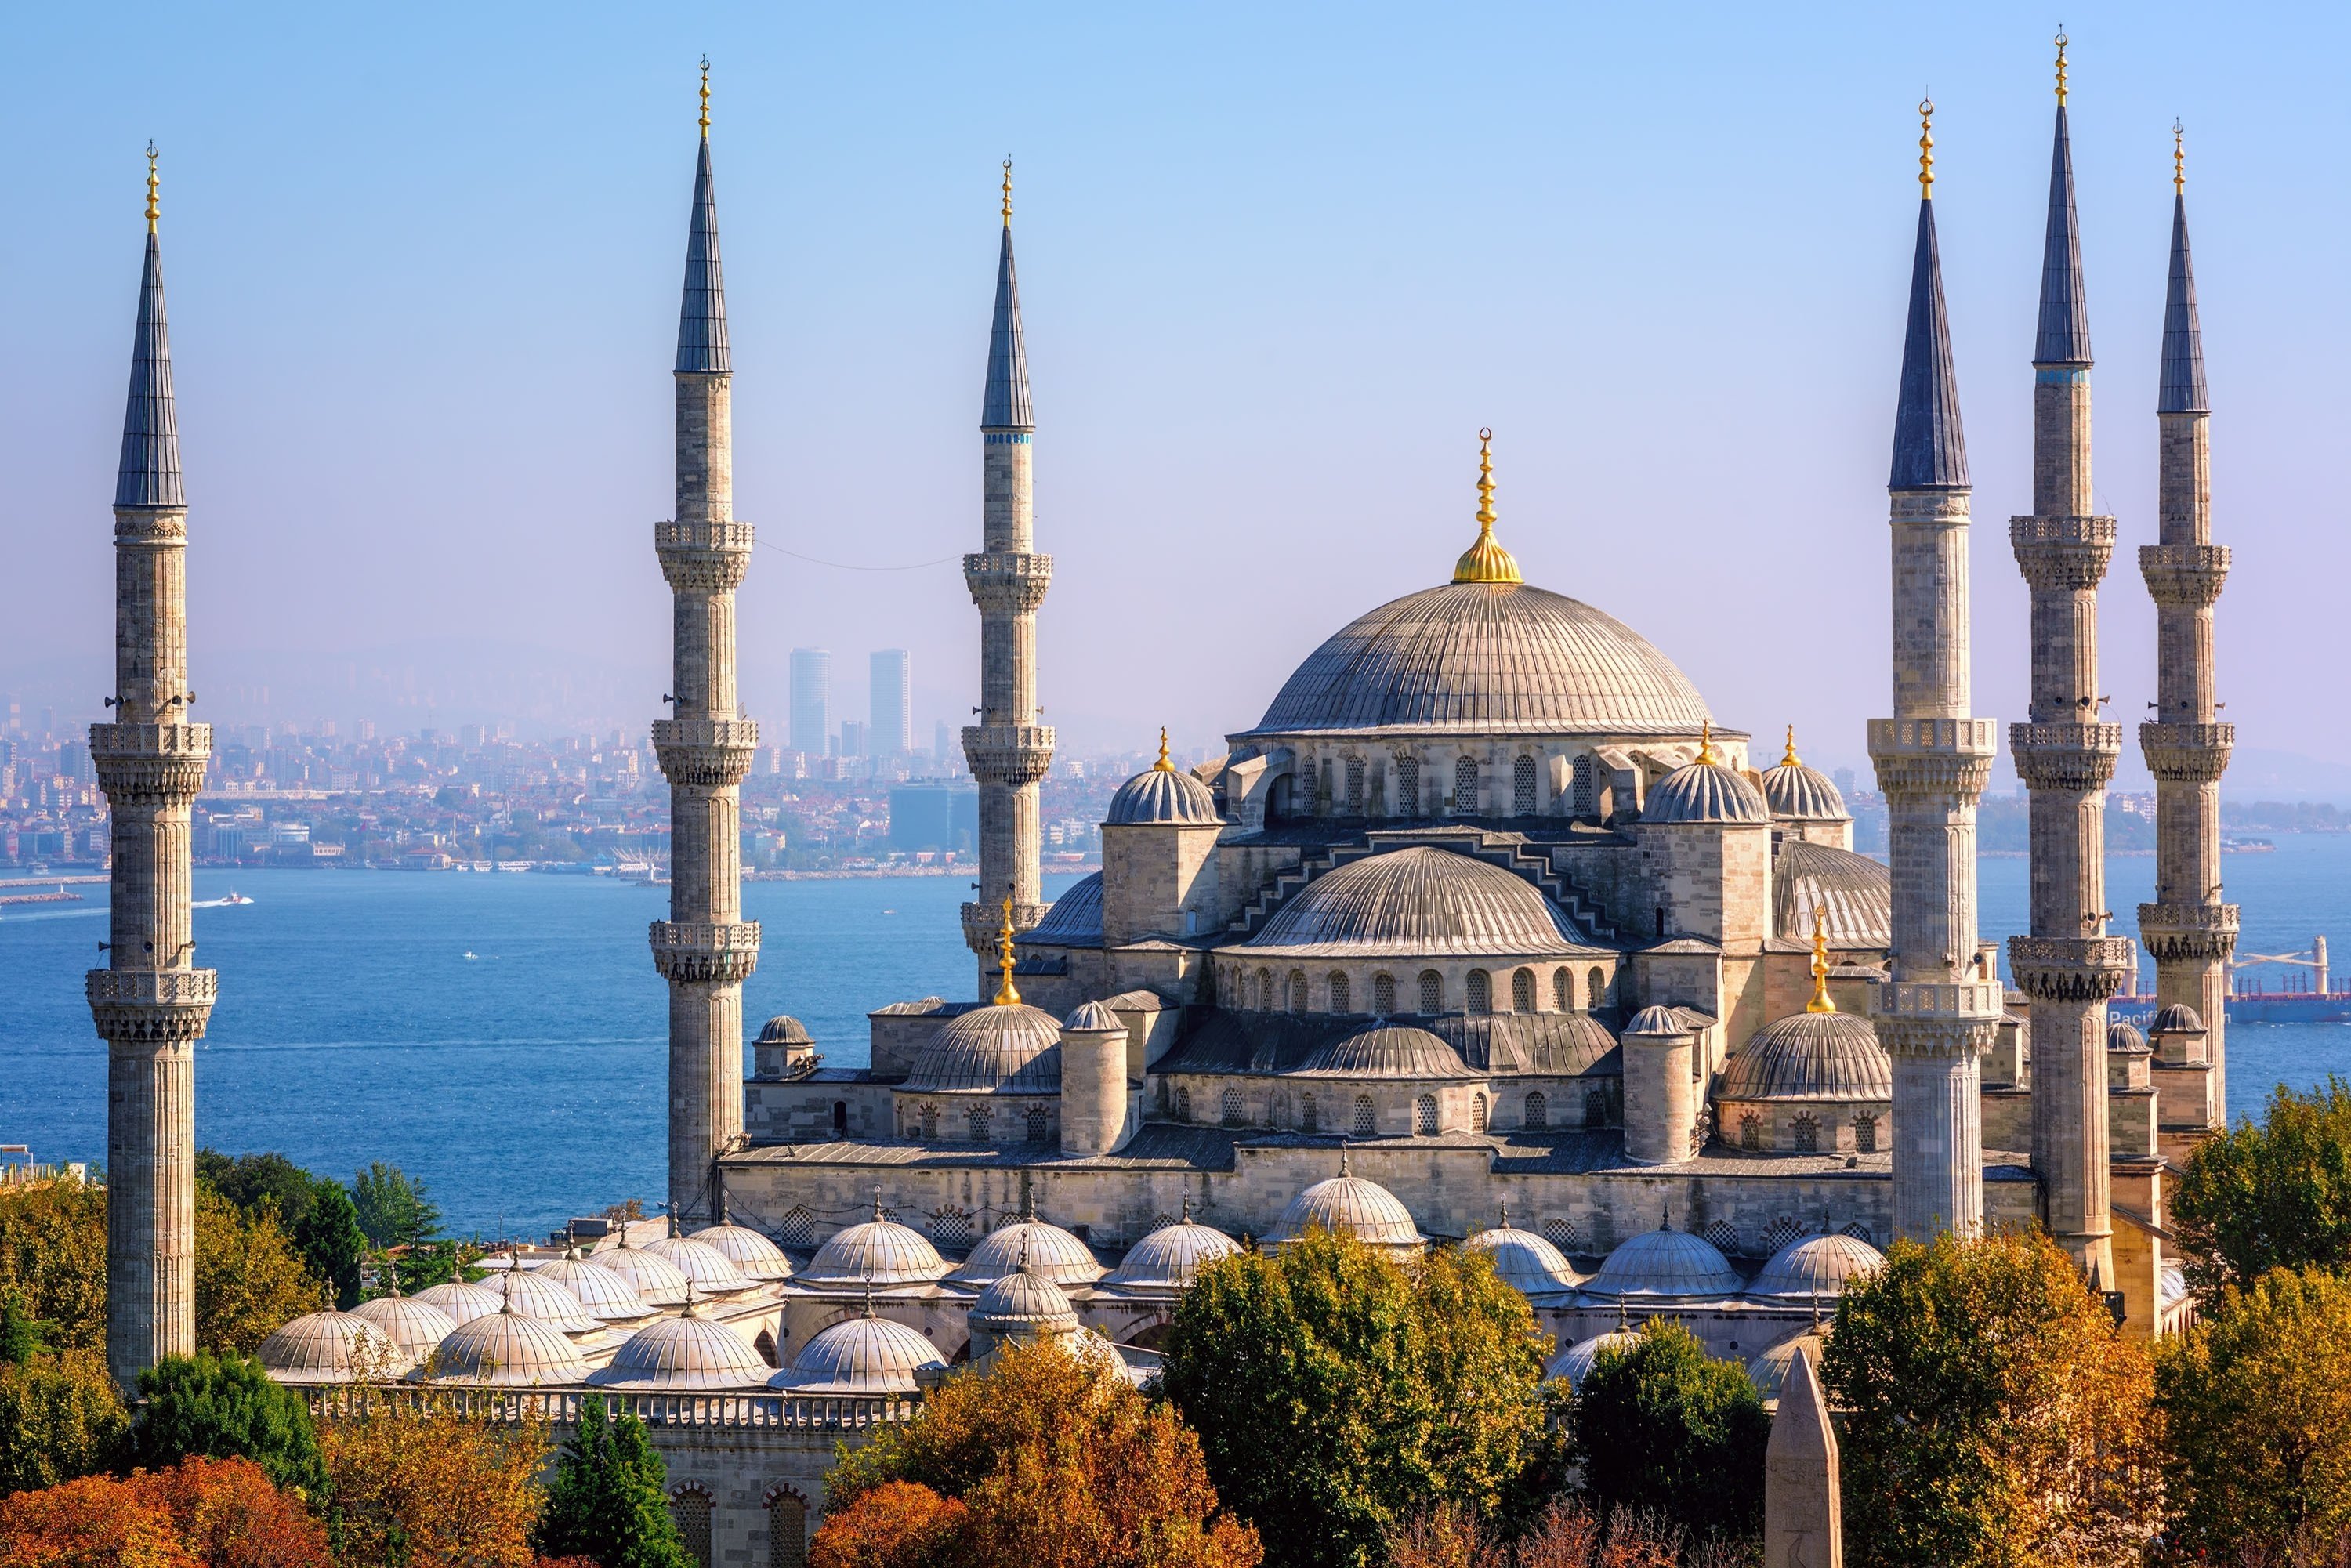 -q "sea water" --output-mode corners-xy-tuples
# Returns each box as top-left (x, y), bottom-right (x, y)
(1, 842), (2344, 1236)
